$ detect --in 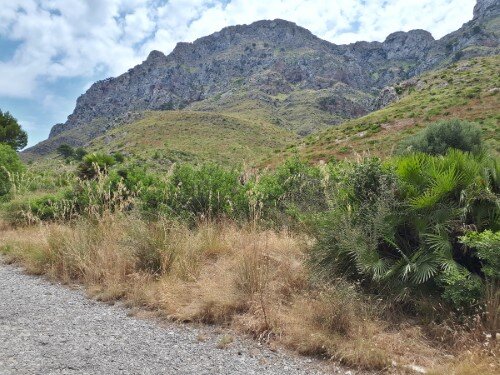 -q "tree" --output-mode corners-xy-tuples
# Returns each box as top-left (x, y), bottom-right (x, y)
(0, 143), (25, 197)
(397, 119), (483, 156)
(74, 147), (87, 161)
(0, 109), (28, 151)
(57, 144), (75, 159)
